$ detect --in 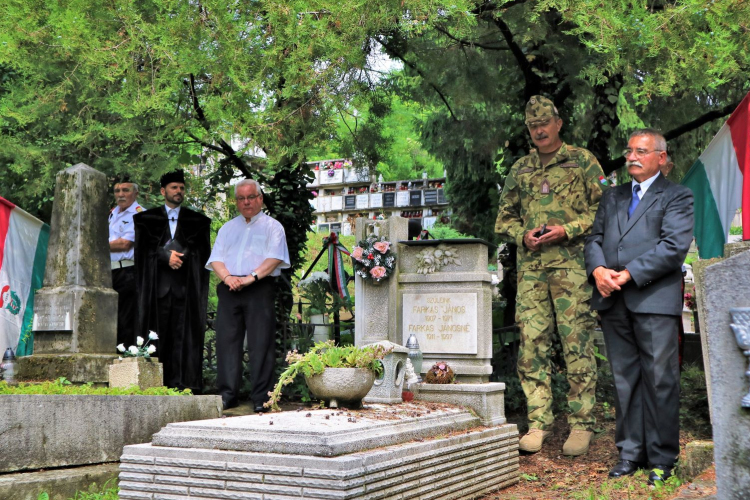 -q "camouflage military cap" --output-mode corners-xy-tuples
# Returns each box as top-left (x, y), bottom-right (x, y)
(525, 95), (559, 124)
